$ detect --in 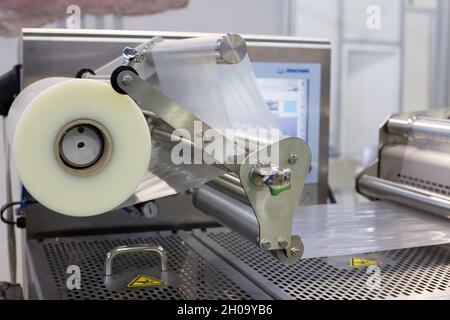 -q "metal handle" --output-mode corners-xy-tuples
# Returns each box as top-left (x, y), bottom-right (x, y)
(105, 244), (167, 276)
